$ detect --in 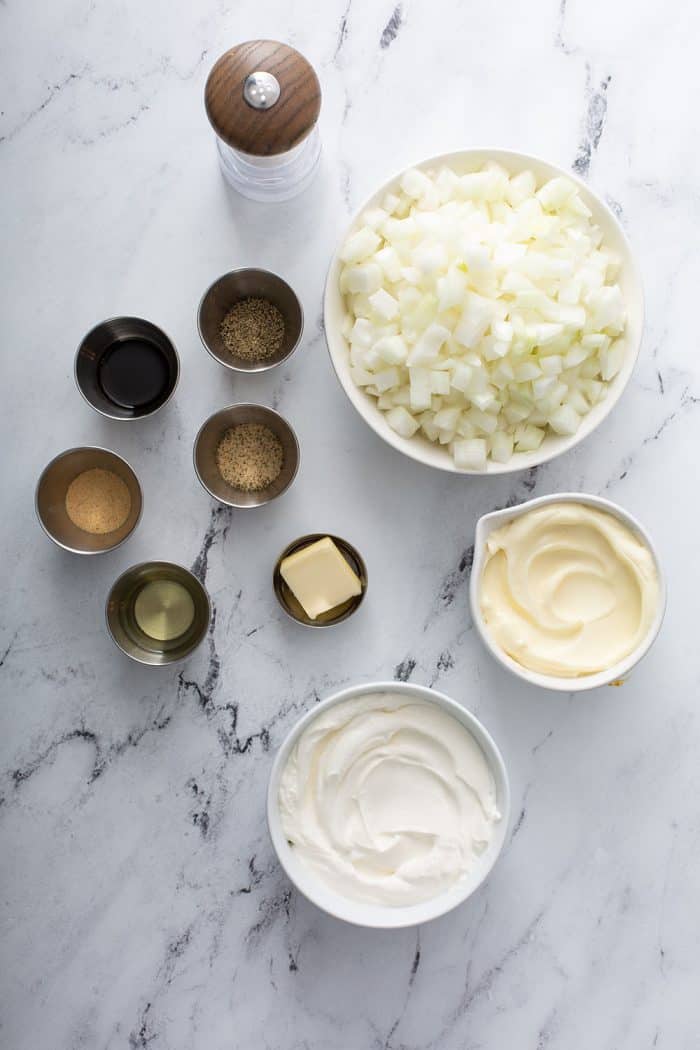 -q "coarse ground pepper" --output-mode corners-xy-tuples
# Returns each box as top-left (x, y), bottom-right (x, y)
(65, 468), (131, 534)
(219, 297), (285, 362)
(216, 423), (284, 492)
